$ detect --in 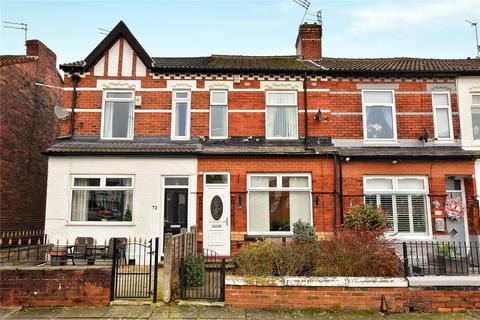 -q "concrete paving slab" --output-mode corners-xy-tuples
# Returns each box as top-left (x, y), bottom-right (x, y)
(54, 307), (109, 318)
(102, 306), (155, 319)
(168, 306), (199, 319)
(148, 307), (169, 320)
(5, 307), (64, 319)
(0, 308), (20, 320)
(197, 306), (245, 319)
